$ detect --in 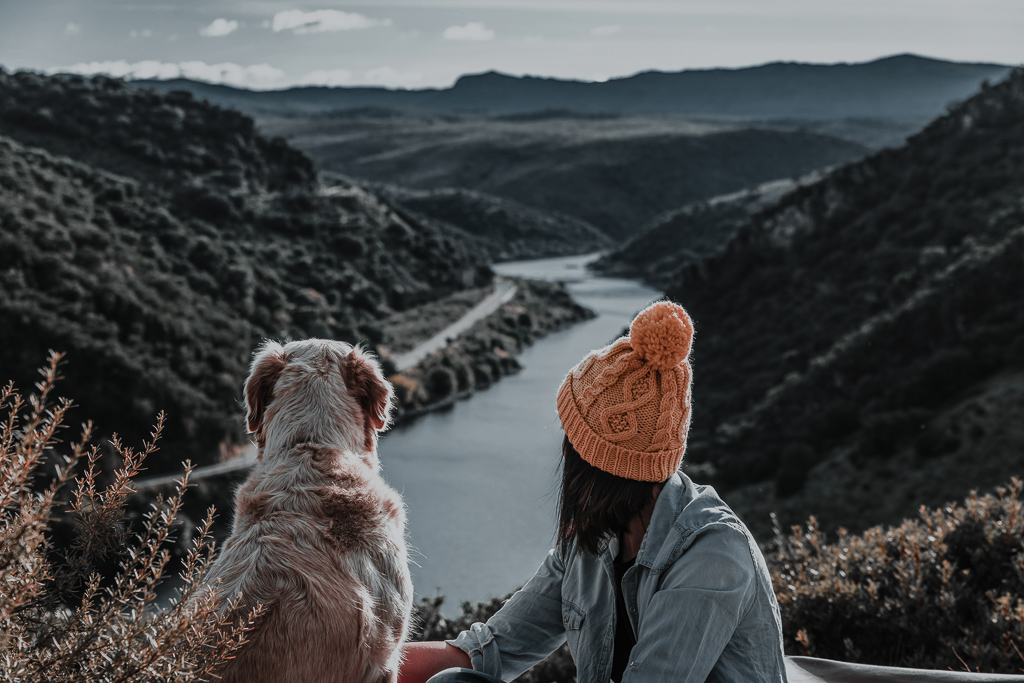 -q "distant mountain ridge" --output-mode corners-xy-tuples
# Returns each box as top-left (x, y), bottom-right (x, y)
(133, 54), (1010, 119)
